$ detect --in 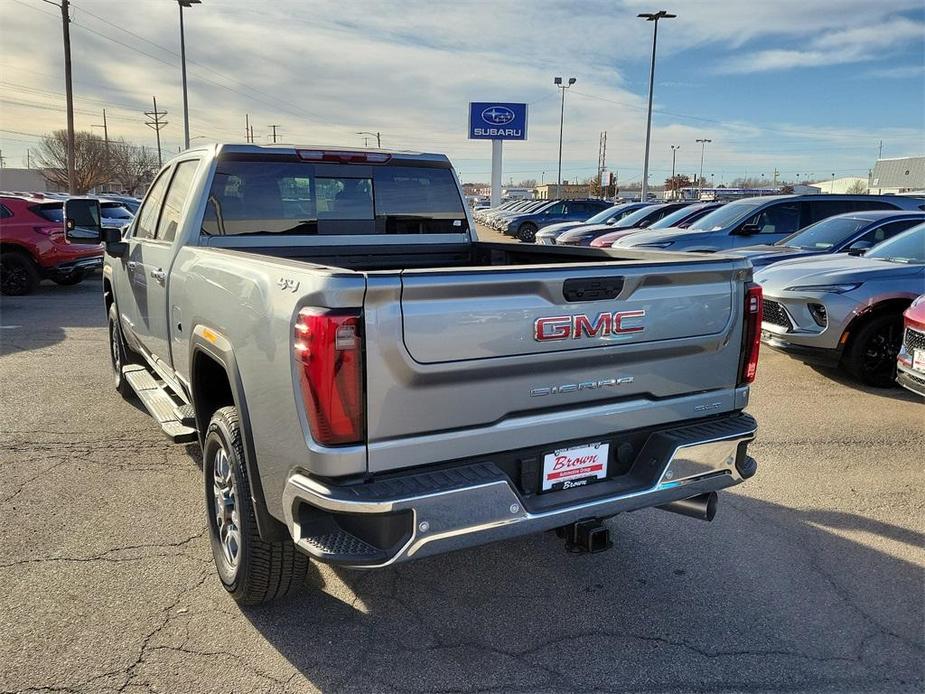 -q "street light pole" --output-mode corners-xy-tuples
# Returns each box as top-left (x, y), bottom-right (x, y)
(638, 10), (676, 201)
(177, 0), (201, 151)
(554, 76), (576, 198)
(696, 137), (711, 195)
